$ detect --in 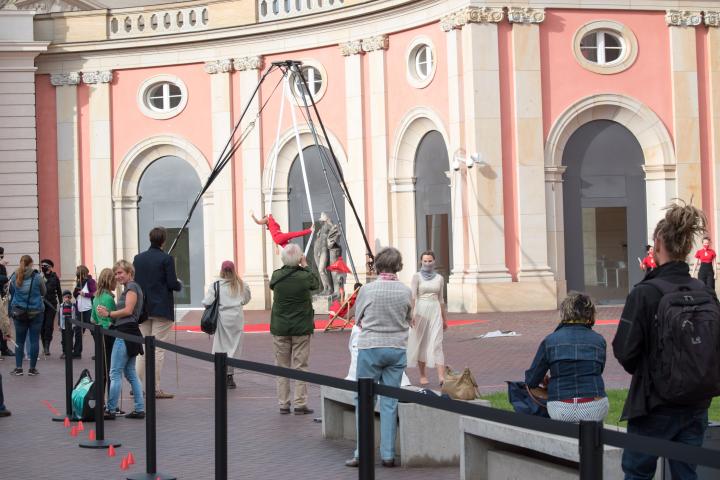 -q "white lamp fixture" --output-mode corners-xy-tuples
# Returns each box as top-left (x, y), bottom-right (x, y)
(467, 152), (487, 168)
(452, 150), (465, 171)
